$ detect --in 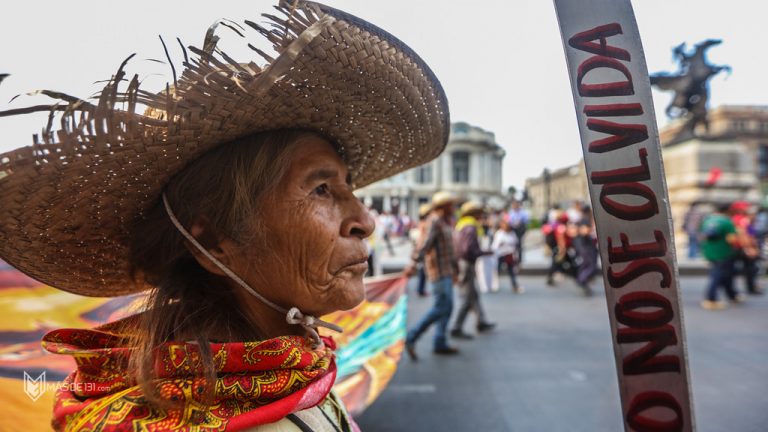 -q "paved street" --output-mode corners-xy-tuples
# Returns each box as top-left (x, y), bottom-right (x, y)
(356, 272), (768, 431)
